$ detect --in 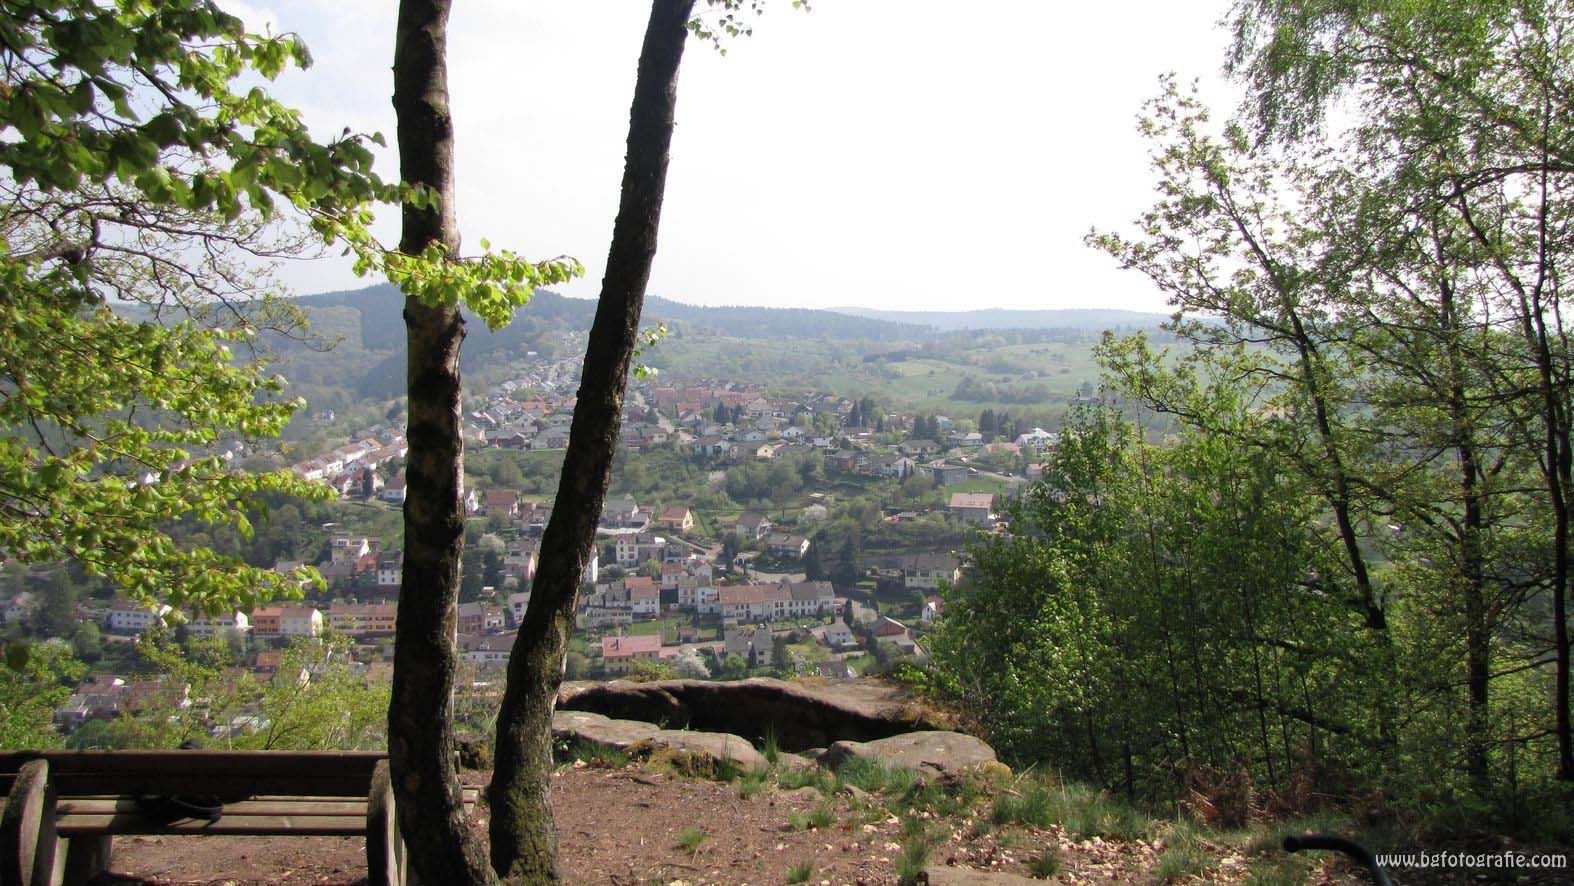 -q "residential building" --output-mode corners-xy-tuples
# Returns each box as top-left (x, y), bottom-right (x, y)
(601, 634), (667, 675)
(949, 492), (996, 524)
